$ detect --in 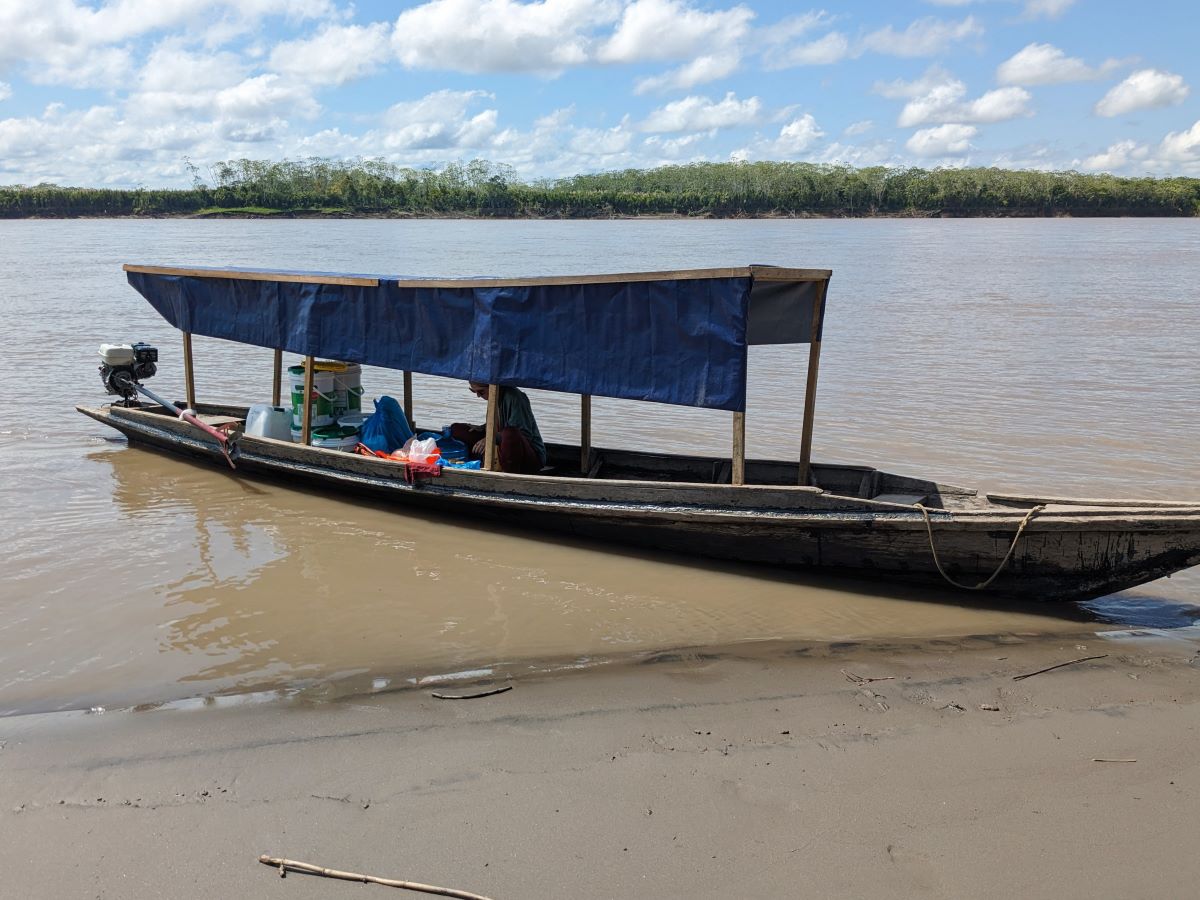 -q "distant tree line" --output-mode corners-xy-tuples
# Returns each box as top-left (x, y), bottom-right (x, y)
(2, 157), (1197, 218)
